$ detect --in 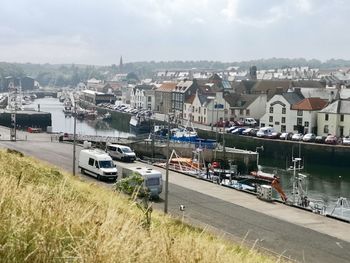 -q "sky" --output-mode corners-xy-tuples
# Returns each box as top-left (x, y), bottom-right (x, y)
(0, 0), (350, 65)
